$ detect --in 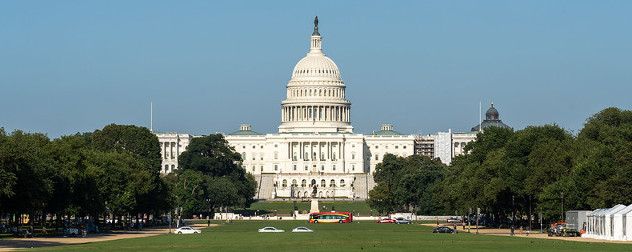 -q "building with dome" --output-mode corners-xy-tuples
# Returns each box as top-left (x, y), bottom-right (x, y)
(471, 102), (511, 132)
(221, 18), (415, 200)
(155, 18), (507, 199)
